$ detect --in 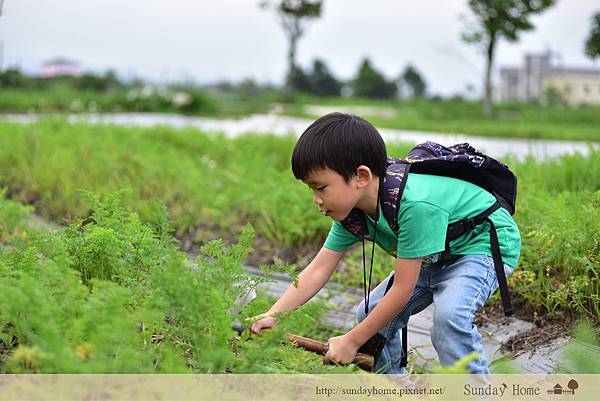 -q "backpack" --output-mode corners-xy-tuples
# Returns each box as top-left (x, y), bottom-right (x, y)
(342, 141), (517, 371)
